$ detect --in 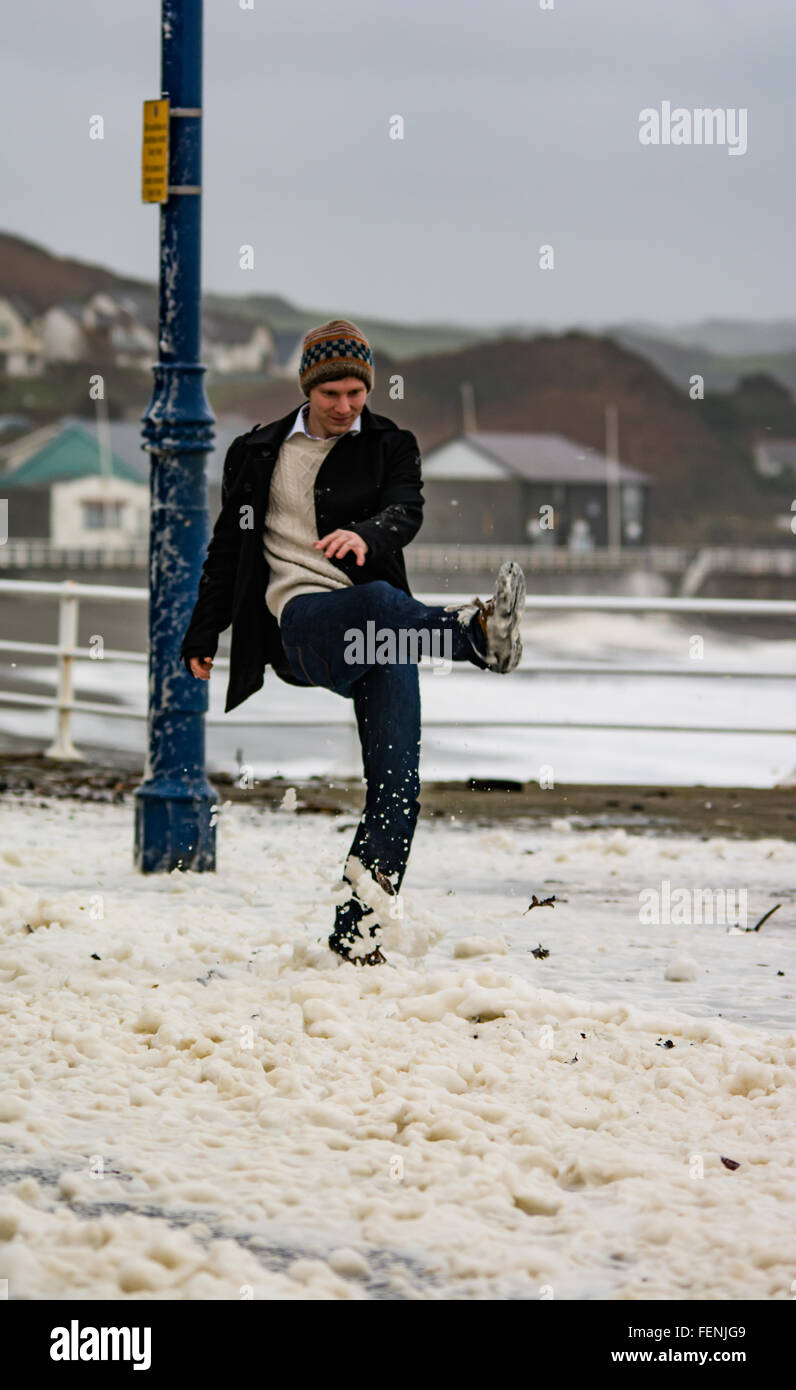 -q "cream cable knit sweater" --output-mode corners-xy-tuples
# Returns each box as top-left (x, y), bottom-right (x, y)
(263, 431), (354, 624)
